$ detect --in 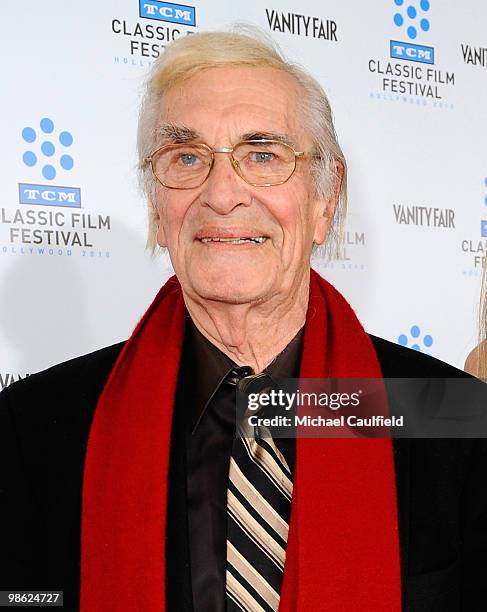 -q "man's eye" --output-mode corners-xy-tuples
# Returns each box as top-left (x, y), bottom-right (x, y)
(179, 153), (199, 166)
(249, 151), (275, 163)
